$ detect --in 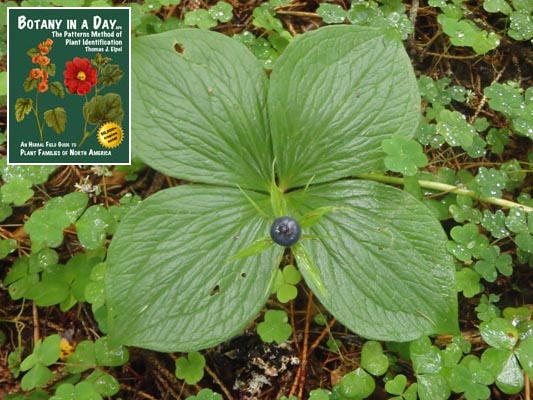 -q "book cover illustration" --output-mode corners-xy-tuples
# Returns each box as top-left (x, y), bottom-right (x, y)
(7, 7), (130, 165)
